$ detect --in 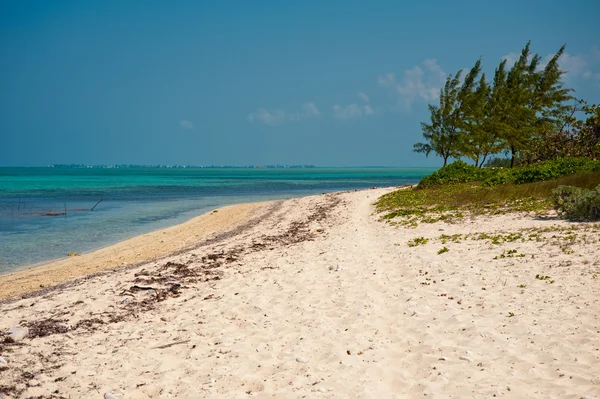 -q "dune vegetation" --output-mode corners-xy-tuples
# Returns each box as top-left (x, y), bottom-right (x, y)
(381, 41), (600, 224)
